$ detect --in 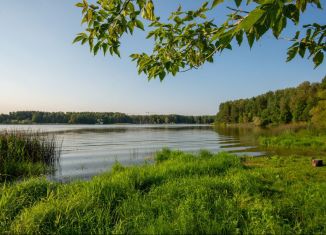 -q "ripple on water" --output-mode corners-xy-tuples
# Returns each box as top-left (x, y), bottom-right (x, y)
(0, 124), (263, 181)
